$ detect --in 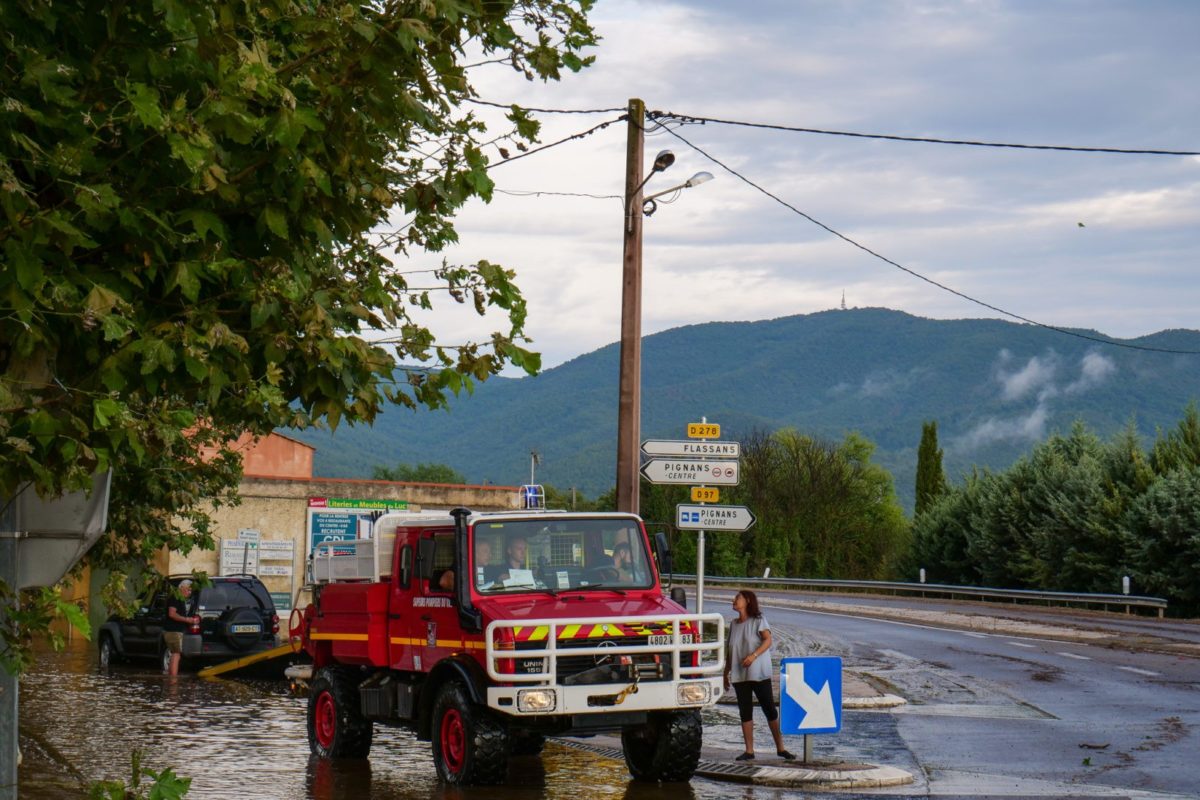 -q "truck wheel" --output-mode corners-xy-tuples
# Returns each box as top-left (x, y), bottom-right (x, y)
(431, 681), (509, 785)
(308, 668), (373, 759)
(511, 732), (545, 756)
(621, 710), (702, 782)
